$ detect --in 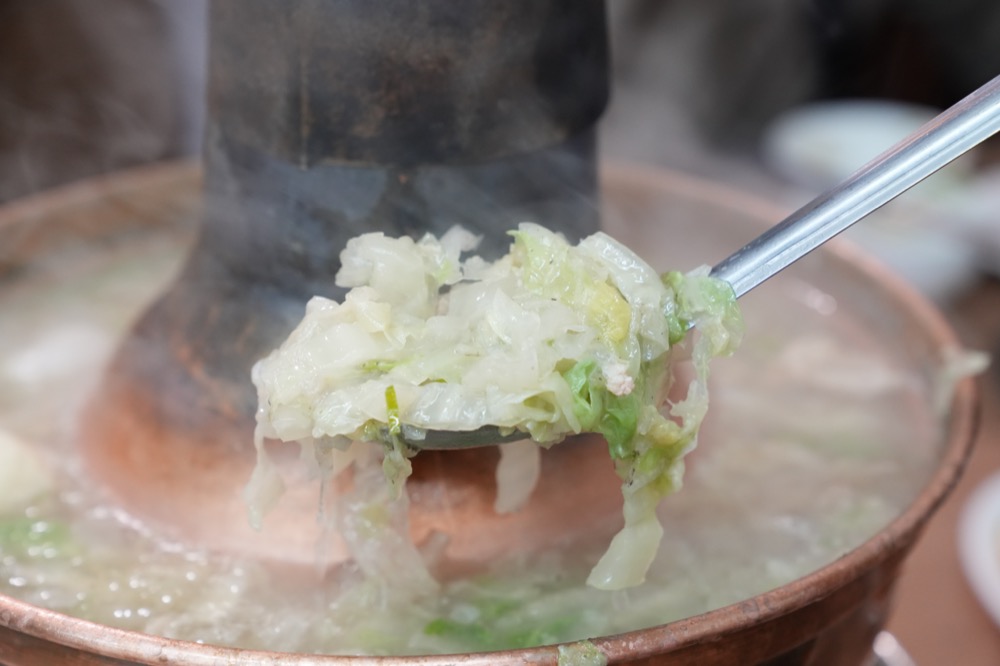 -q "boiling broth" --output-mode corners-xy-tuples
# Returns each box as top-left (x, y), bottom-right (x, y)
(0, 210), (940, 656)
